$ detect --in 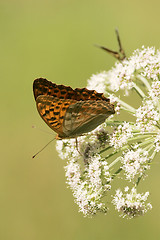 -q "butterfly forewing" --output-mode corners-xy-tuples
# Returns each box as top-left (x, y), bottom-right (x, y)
(36, 95), (76, 138)
(33, 78), (110, 101)
(33, 78), (75, 101)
